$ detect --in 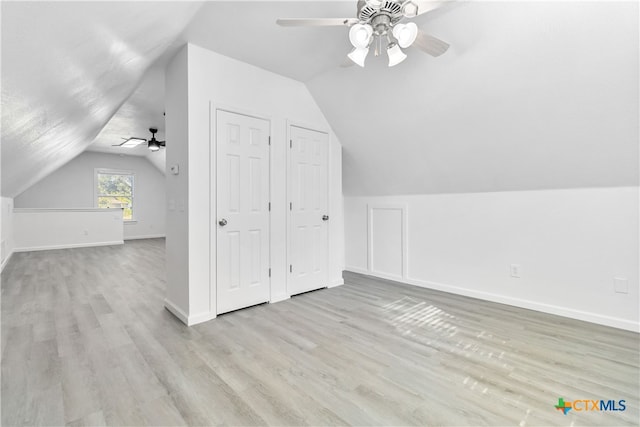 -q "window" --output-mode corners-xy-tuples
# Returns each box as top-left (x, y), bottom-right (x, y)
(96, 169), (135, 221)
